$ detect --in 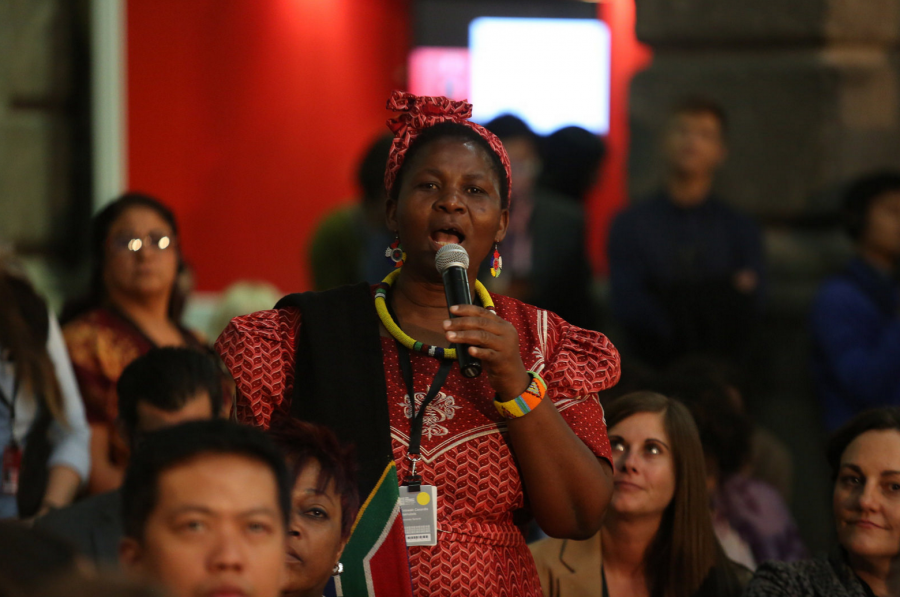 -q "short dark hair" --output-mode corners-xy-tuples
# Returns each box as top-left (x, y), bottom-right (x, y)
(121, 419), (291, 541)
(827, 407), (900, 477)
(267, 418), (360, 539)
(388, 121), (510, 208)
(357, 134), (395, 204)
(538, 126), (606, 202)
(671, 96), (728, 135)
(117, 347), (223, 445)
(841, 171), (900, 242)
(484, 114), (538, 144)
(657, 369), (751, 478)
